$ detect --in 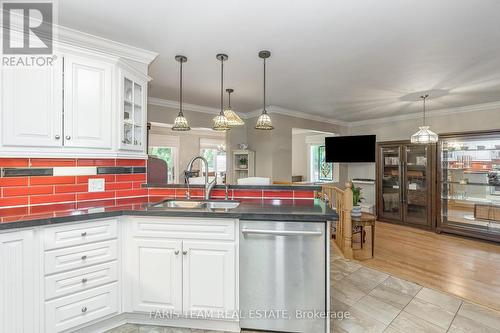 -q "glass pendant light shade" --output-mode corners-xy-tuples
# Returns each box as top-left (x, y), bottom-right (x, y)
(223, 89), (244, 127)
(255, 50), (273, 130)
(255, 110), (274, 130)
(172, 55), (191, 131)
(410, 94), (438, 144)
(213, 54), (231, 131)
(411, 126), (438, 144)
(172, 112), (190, 131)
